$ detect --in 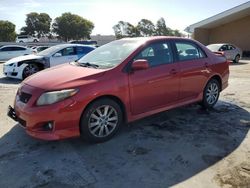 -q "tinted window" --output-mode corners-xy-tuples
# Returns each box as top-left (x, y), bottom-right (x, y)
(1, 47), (15, 51)
(18, 36), (28, 39)
(76, 47), (93, 55)
(134, 42), (173, 67)
(57, 47), (76, 56)
(228, 45), (235, 50)
(219, 45), (228, 51)
(13, 47), (26, 51)
(176, 42), (205, 61)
